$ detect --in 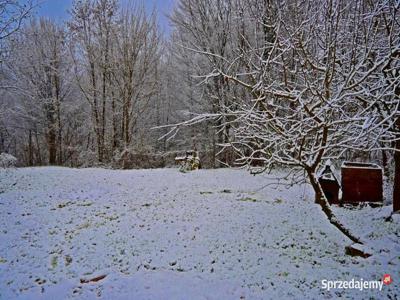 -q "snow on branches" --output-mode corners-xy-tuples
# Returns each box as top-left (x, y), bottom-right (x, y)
(170, 0), (400, 193)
